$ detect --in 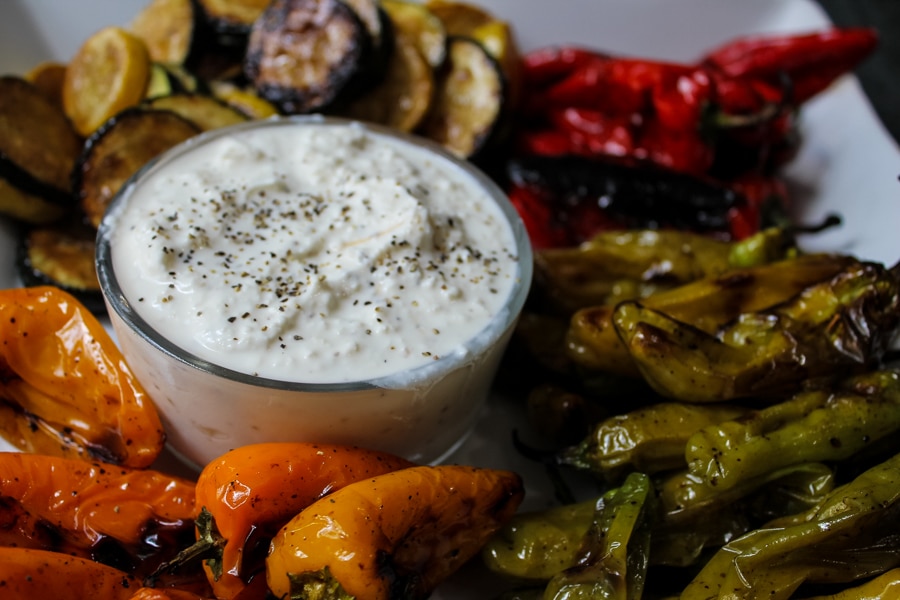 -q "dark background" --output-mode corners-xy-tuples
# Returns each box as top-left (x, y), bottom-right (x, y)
(817, 0), (900, 143)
